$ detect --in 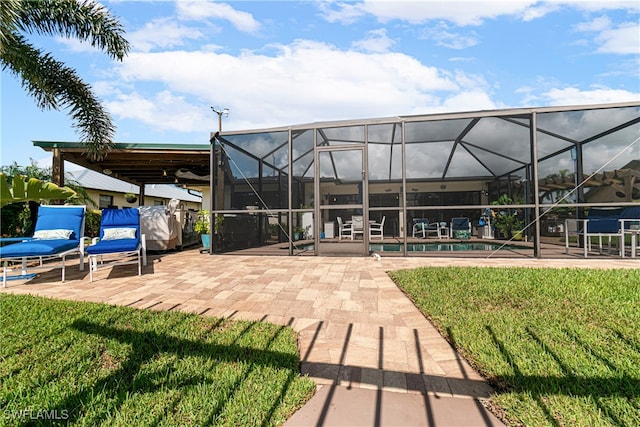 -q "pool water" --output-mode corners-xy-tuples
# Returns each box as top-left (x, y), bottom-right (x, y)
(370, 242), (529, 252)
